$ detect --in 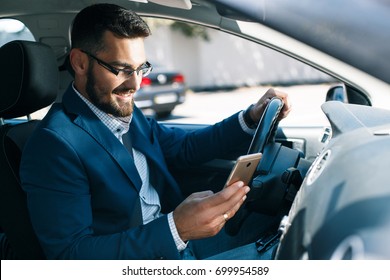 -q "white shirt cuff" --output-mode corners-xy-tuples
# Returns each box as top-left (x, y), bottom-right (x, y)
(167, 212), (188, 252)
(238, 110), (256, 135)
